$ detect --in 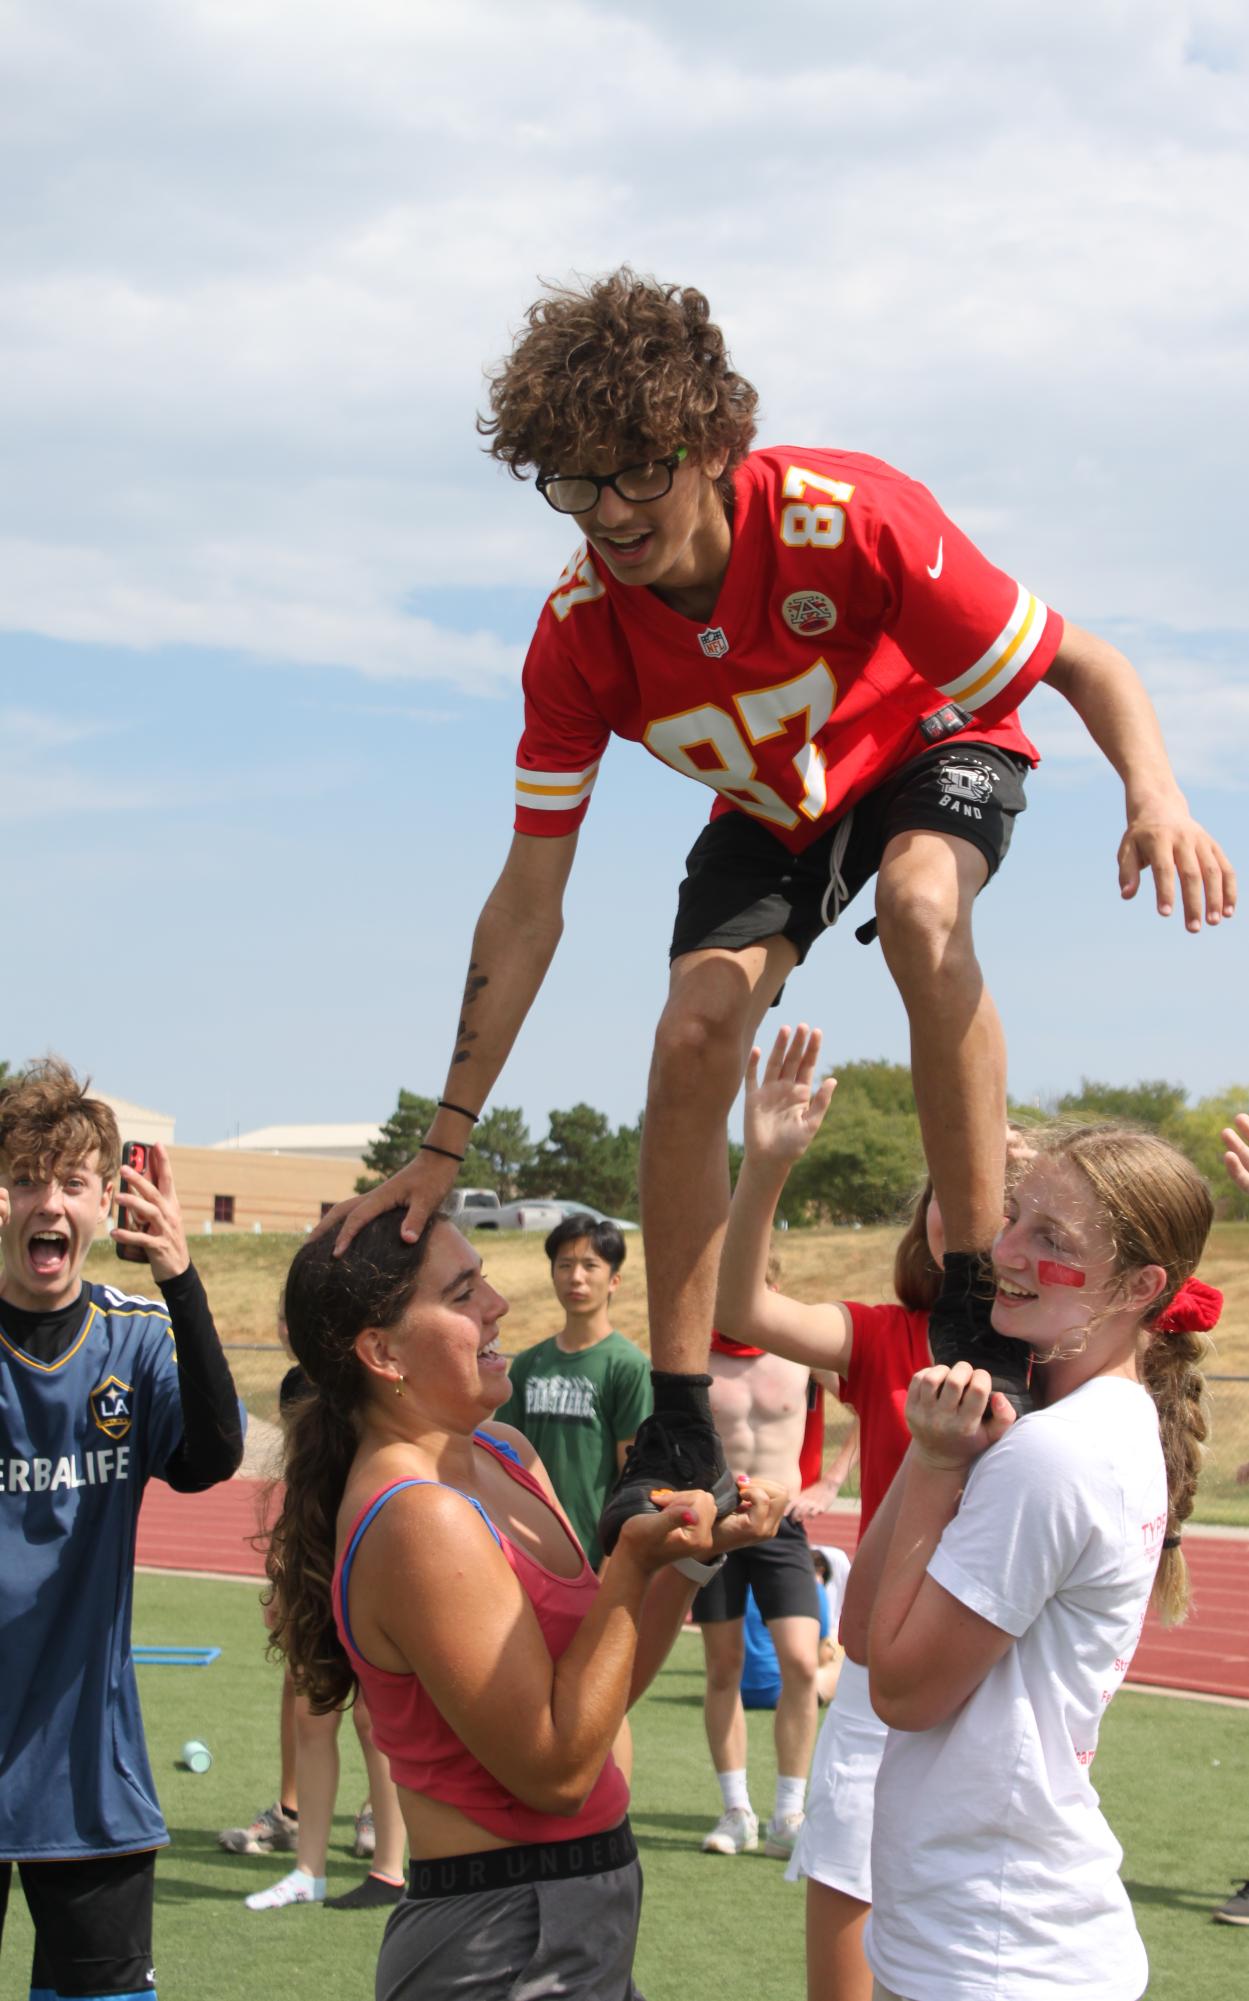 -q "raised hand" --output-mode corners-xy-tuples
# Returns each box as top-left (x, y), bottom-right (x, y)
(1223, 1111), (1249, 1195)
(743, 1023), (837, 1167)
